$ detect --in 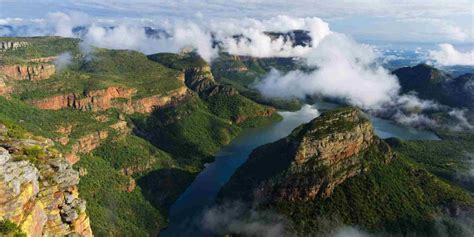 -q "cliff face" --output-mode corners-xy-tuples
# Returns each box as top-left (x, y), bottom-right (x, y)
(30, 86), (190, 113)
(0, 76), (10, 95)
(0, 41), (30, 51)
(0, 64), (56, 81)
(220, 107), (393, 203)
(0, 123), (93, 237)
(184, 64), (238, 97)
